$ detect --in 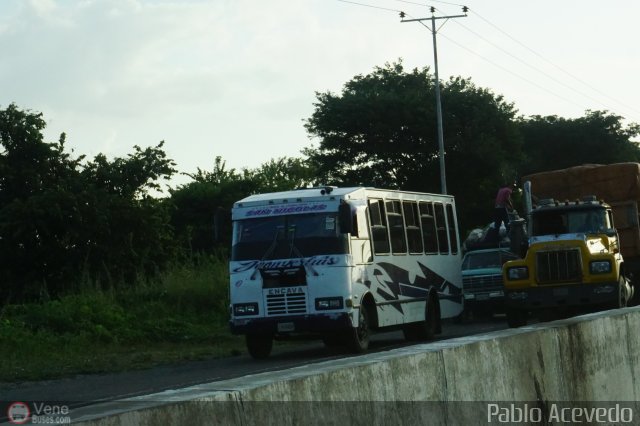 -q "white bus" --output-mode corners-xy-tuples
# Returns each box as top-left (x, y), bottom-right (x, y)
(228, 186), (463, 358)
